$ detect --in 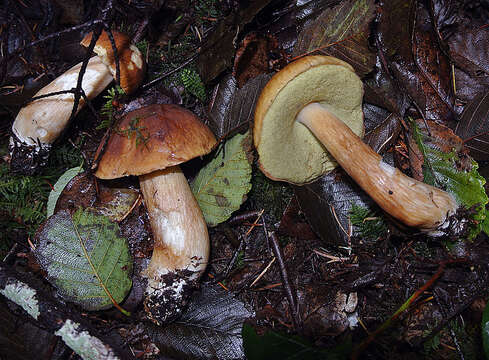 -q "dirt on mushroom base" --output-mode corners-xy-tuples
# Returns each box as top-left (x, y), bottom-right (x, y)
(144, 268), (200, 325)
